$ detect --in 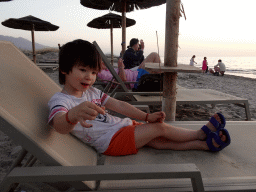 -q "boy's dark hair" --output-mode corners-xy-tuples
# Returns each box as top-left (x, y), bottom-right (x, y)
(58, 39), (102, 85)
